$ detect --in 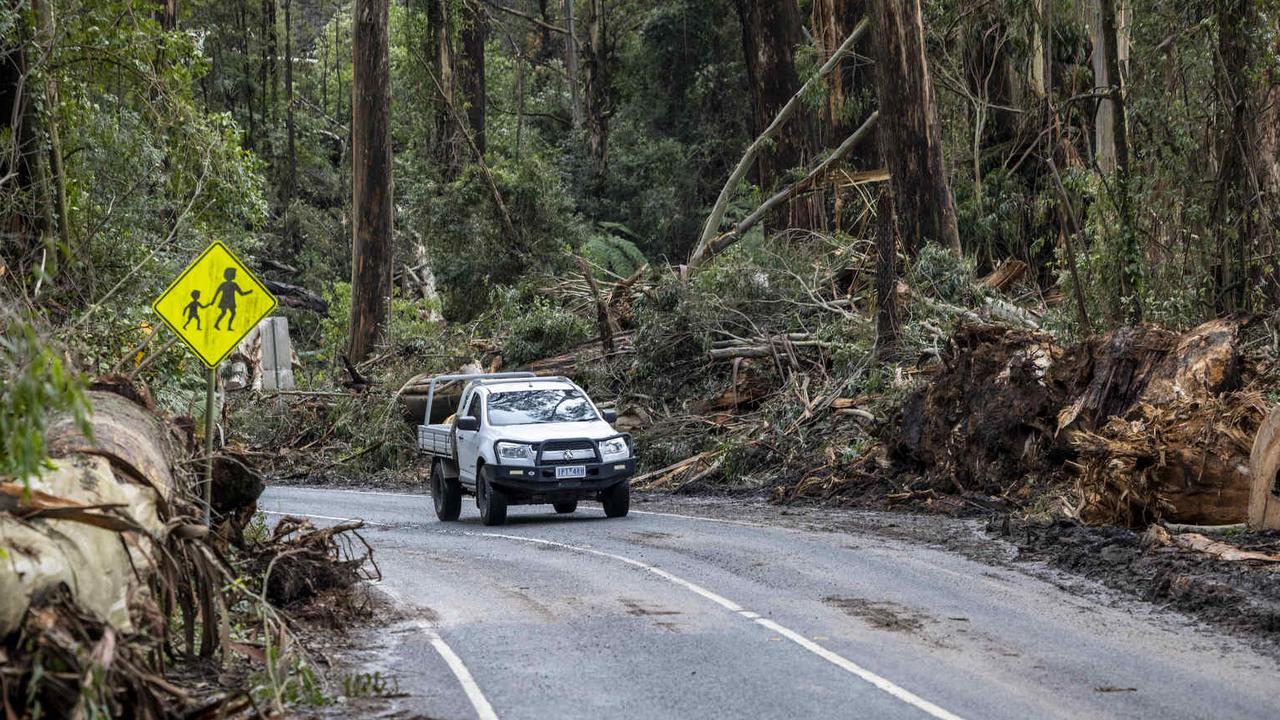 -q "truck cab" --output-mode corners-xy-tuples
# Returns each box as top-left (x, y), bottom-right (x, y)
(417, 373), (635, 526)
